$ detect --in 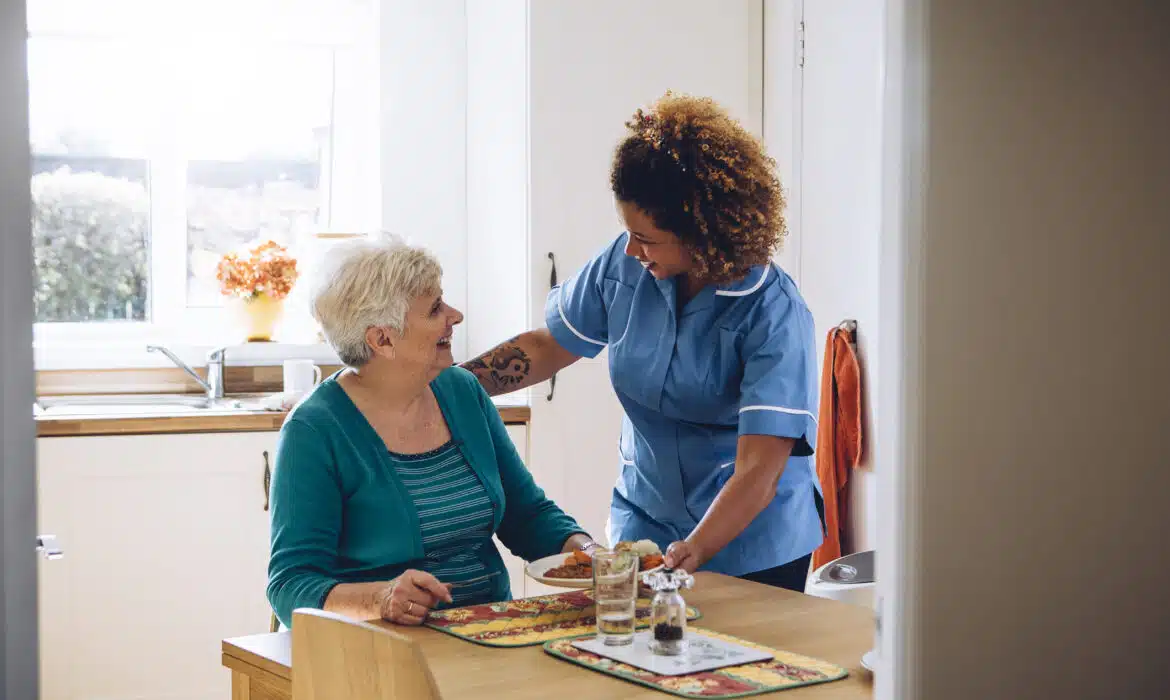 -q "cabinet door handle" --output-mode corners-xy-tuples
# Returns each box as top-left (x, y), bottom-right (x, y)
(36, 534), (64, 560)
(547, 251), (558, 402)
(262, 450), (271, 511)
